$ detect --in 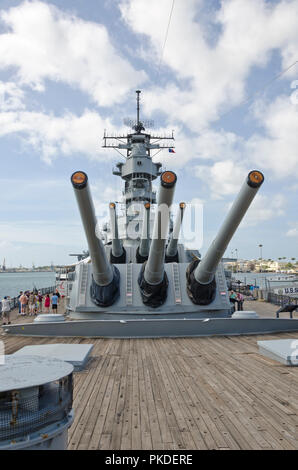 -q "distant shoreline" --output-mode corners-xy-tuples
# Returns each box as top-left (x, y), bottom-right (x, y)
(0, 271), (56, 299)
(0, 270), (56, 273)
